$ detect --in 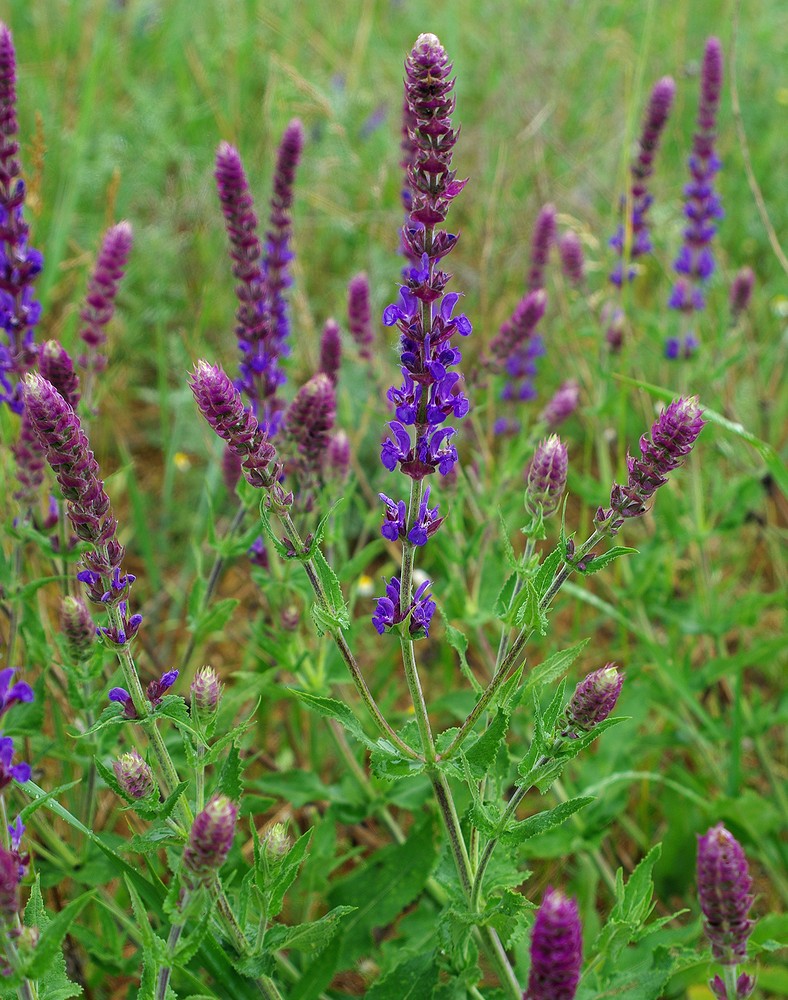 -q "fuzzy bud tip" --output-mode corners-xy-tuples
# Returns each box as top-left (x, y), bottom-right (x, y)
(113, 750), (156, 800)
